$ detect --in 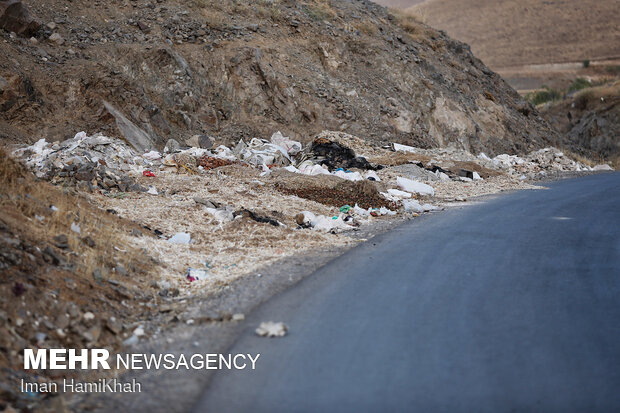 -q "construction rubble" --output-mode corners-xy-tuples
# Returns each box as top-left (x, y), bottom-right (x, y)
(11, 130), (612, 296)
